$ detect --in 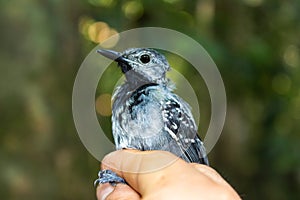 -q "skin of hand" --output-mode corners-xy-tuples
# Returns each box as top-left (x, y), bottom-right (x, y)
(96, 150), (241, 200)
